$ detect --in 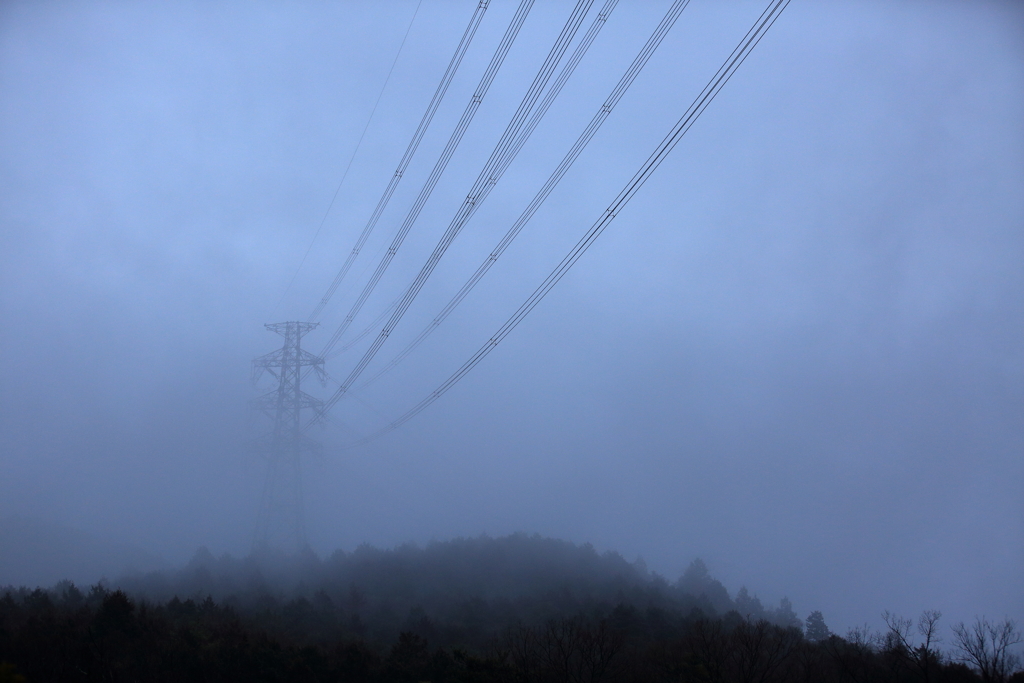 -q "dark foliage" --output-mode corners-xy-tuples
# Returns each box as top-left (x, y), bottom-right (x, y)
(112, 534), (748, 650)
(0, 535), (1004, 682)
